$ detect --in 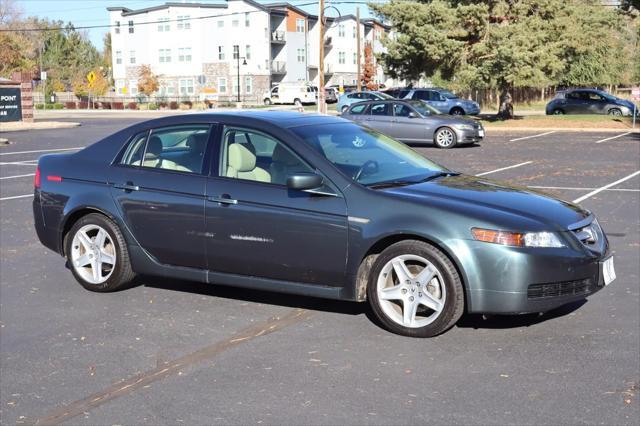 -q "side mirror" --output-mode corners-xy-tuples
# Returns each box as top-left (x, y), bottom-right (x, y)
(408, 111), (418, 118)
(286, 173), (324, 190)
